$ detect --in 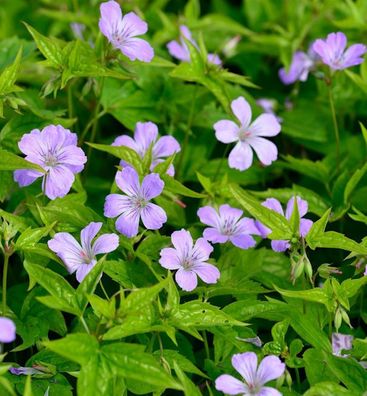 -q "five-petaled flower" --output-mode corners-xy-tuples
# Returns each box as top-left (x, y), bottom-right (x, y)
(48, 222), (119, 282)
(332, 333), (353, 357)
(0, 317), (16, 343)
(312, 32), (366, 70)
(104, 167), (167, 237)
(113, 121), (181, 176)
(197, 204), (259, 249)
(215, 352), (285, 396)
(14, 125), (87, 200)
(167, 25), (221, 65)
(99, 0), (154, 62)
(279, 50), (315, 85)
(214, 96), (281, 171)
(255, 196), (313, 252)
(159, 229), (220, 291)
